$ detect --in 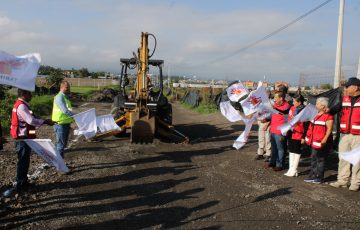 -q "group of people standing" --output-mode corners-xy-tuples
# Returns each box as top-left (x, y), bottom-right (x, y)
(256, 77), (360, 192)
(3, 81), (74, 198)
